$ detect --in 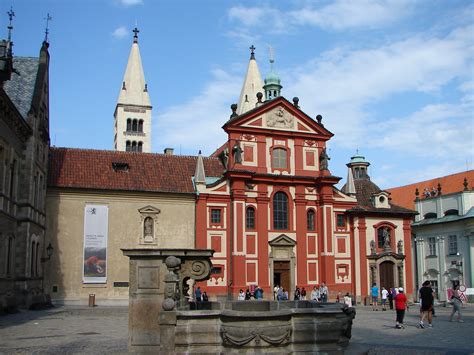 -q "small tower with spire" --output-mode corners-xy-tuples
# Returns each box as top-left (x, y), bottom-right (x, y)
(263, 46), (282, 101)
(236, 45), (264, 115)
(342, 152), (371, 196)
(114, 26), (152, 152)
